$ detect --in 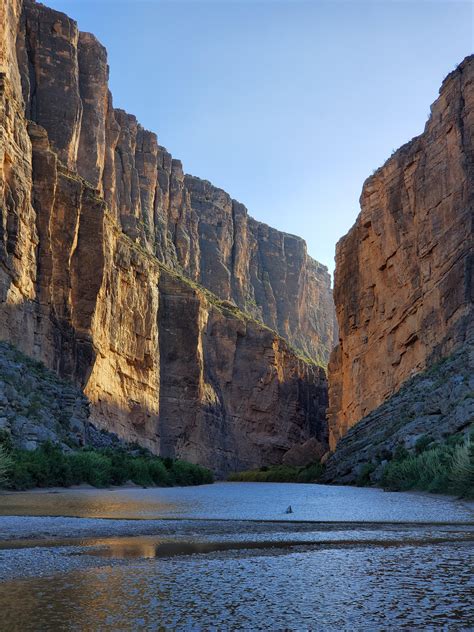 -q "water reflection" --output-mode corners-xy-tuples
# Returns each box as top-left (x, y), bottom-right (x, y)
(81, 533), (474, 559)
(0, 540), (472, 630)
(0, 488), (181, 520)
(0, 482), (473, 629)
